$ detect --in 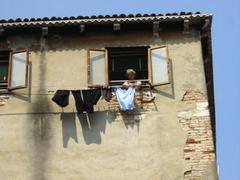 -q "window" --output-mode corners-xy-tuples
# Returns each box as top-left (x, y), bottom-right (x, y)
(87, 46), (171, 87)
(0, 49), (29, 90)
(148, 46), (171, 86)
(108, 47), (148, 82)
(87, 49), (108, 87)
(0, 50), (11, 89)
